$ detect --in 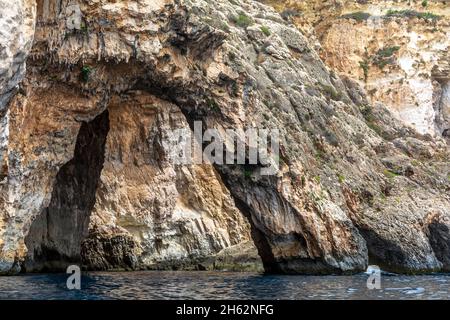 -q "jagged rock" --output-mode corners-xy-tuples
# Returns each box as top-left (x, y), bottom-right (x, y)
(86, 93), (256, 271)
(0, 0), (35, 111)
(266, 0), (450, 137)
(0, 0), (449, 275)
